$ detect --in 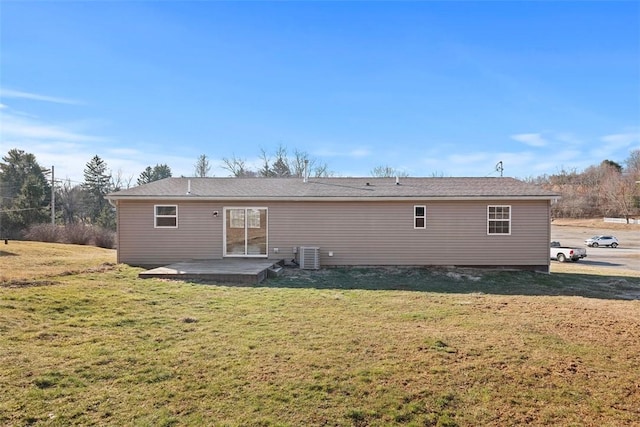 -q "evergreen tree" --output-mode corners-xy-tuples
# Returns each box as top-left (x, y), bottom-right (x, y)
(82, 155), (113, 226)
(8, 175), (49, 230)
(255, 146), (330, 178)
(194, 155), (211, 177)
(0, 149), (51, 238)
(137, 164), (172, 185)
